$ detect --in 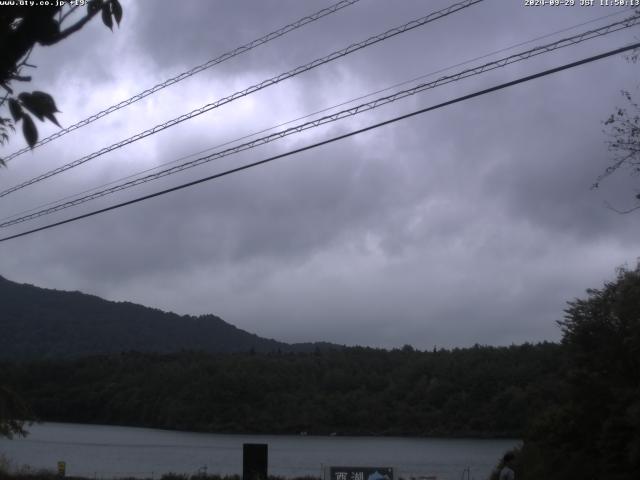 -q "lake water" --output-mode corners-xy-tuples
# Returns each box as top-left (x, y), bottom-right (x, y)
(0, 423), (519, 480)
